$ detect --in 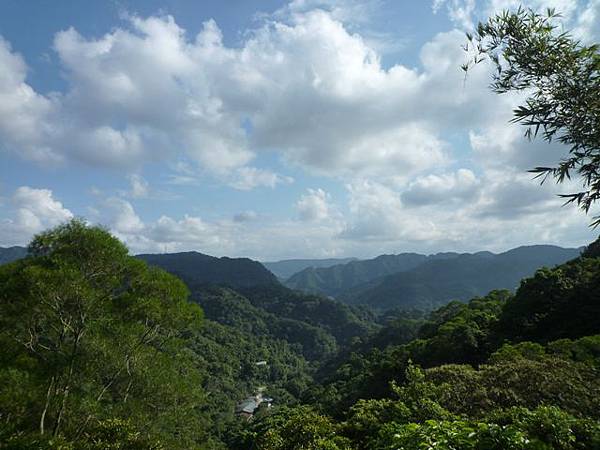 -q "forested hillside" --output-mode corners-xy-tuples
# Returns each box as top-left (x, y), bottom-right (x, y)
(0, 221), (385, 449)
(2, 219), (598, 449)
(285, 253), (432, 297)
(340, 245), (581, 310)
(263, 258), (358, 280)
(138, 252), (279, 289)
(236, 242), (600, 449)
(0, 246), (26, 265)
